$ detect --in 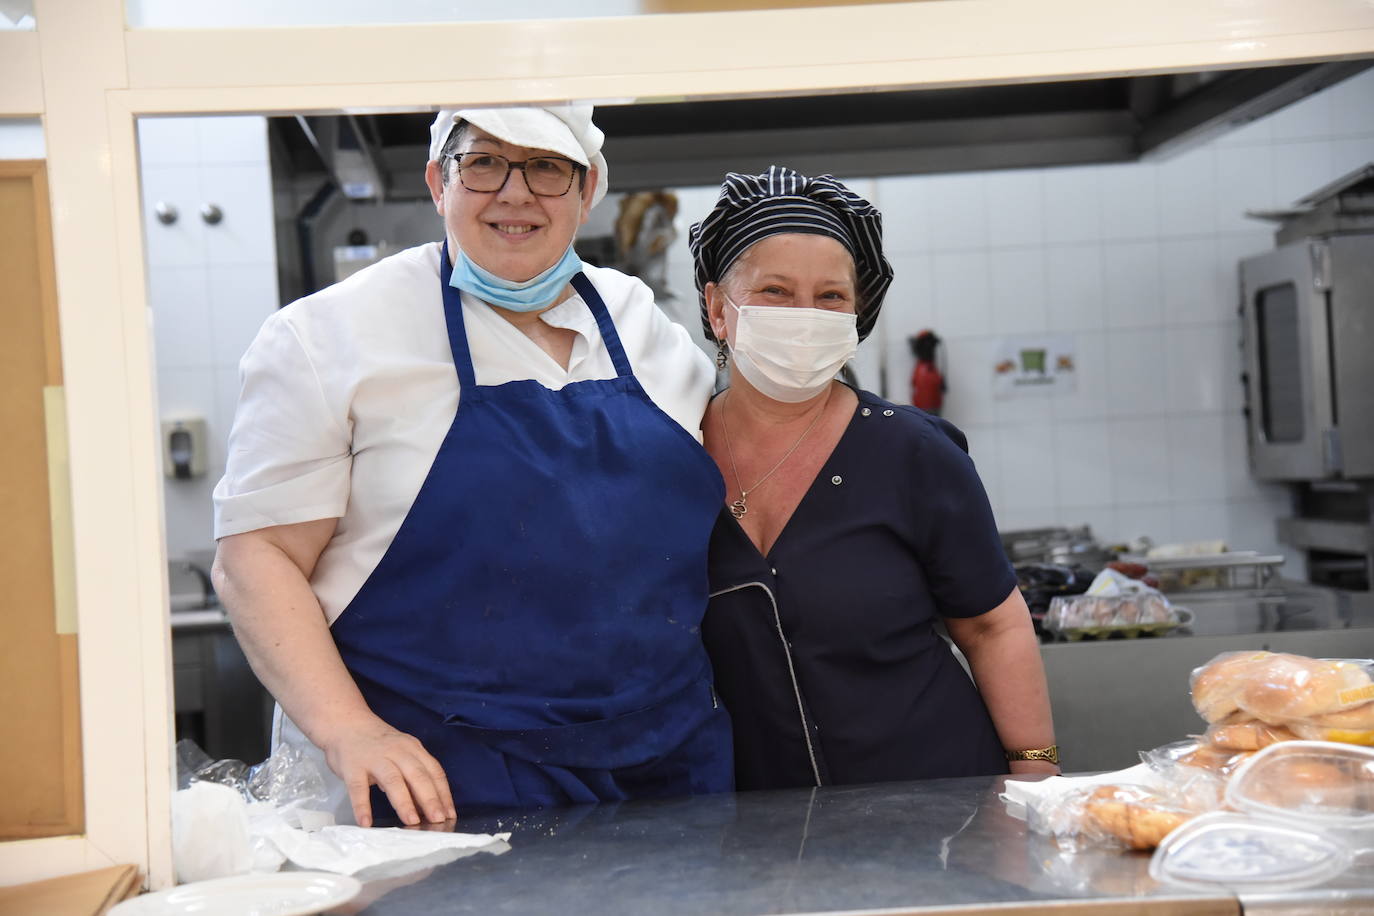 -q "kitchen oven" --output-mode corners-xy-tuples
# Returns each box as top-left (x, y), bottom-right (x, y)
(1240, 163), (1374, 588)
